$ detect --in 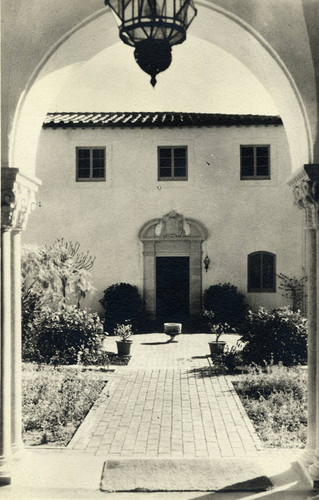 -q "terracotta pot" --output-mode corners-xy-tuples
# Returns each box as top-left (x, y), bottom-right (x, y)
(116, 340), (132, 356)
(208, 341), (226, 357)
